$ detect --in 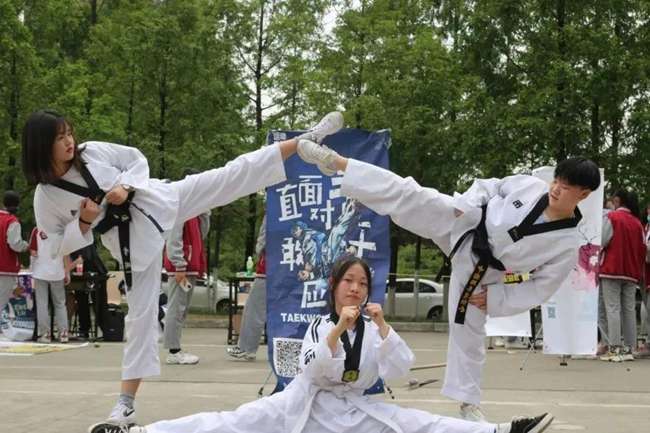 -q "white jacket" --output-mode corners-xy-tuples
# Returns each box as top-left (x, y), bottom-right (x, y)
(34, 141), (178, 272)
